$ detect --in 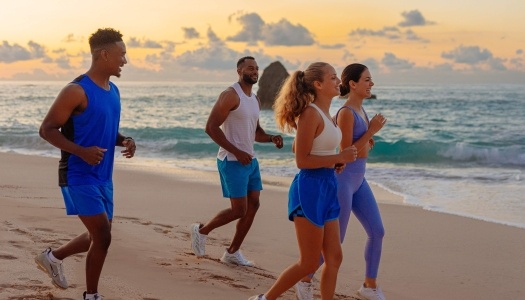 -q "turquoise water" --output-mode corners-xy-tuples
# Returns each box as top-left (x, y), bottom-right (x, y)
(1, 81), (524, 228)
